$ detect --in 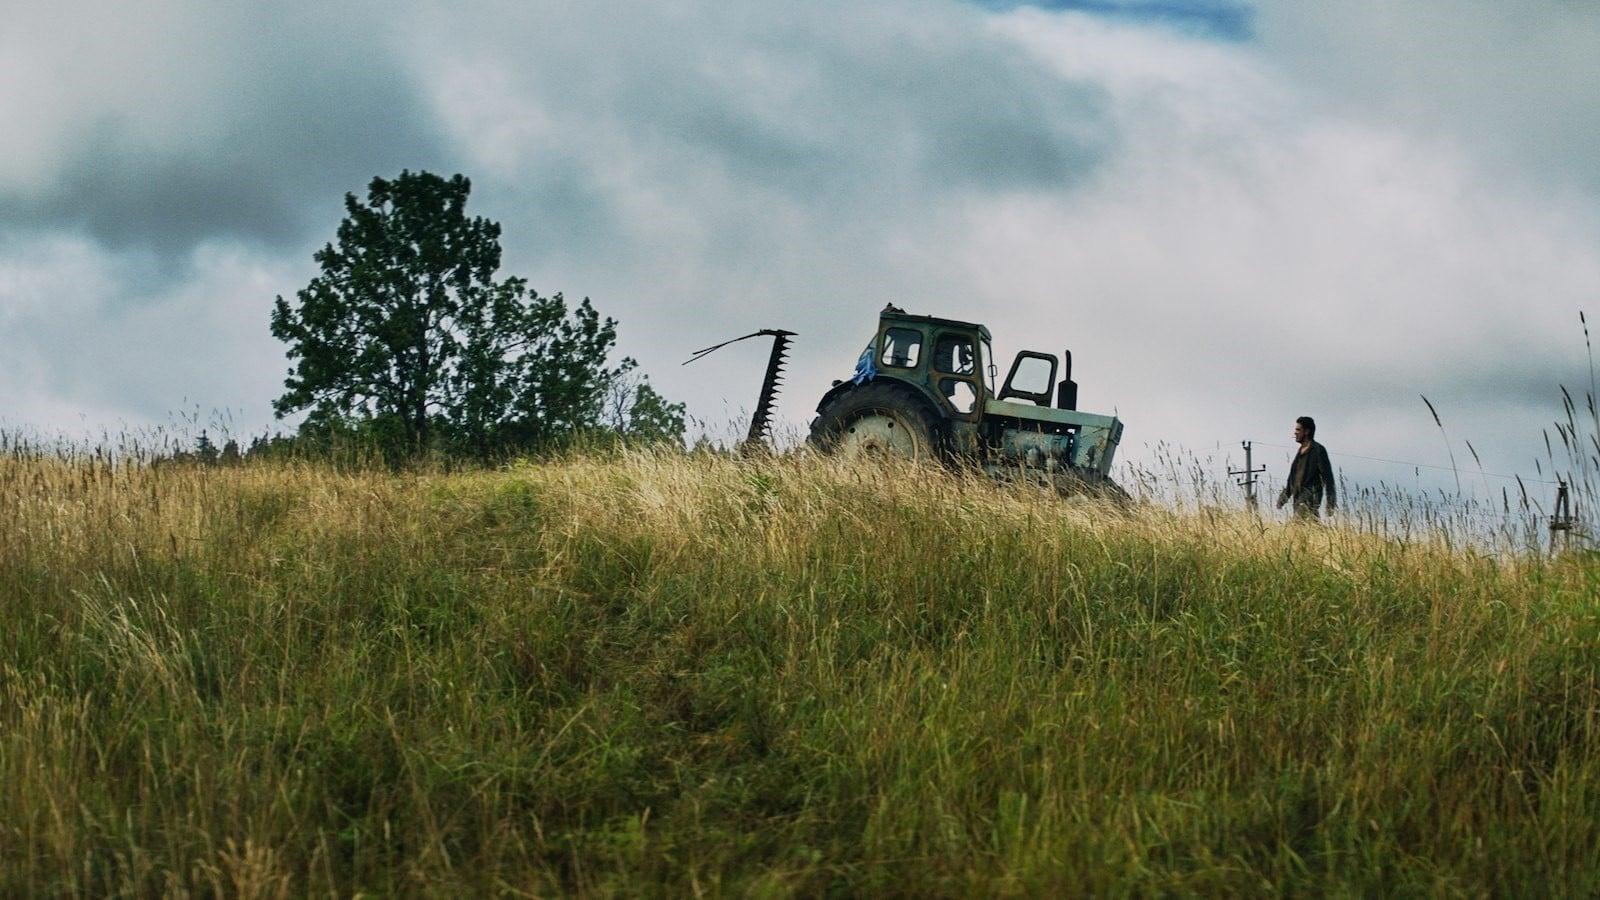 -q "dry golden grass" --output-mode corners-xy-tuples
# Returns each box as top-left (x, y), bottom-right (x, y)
(2, 448), (1598, 895)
